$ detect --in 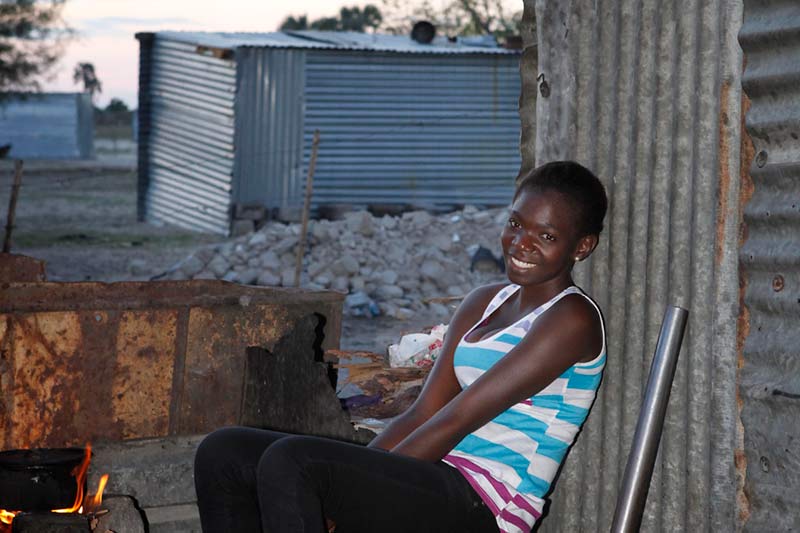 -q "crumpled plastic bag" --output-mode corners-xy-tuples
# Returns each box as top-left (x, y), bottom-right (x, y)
(388, 324), (448, 368)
